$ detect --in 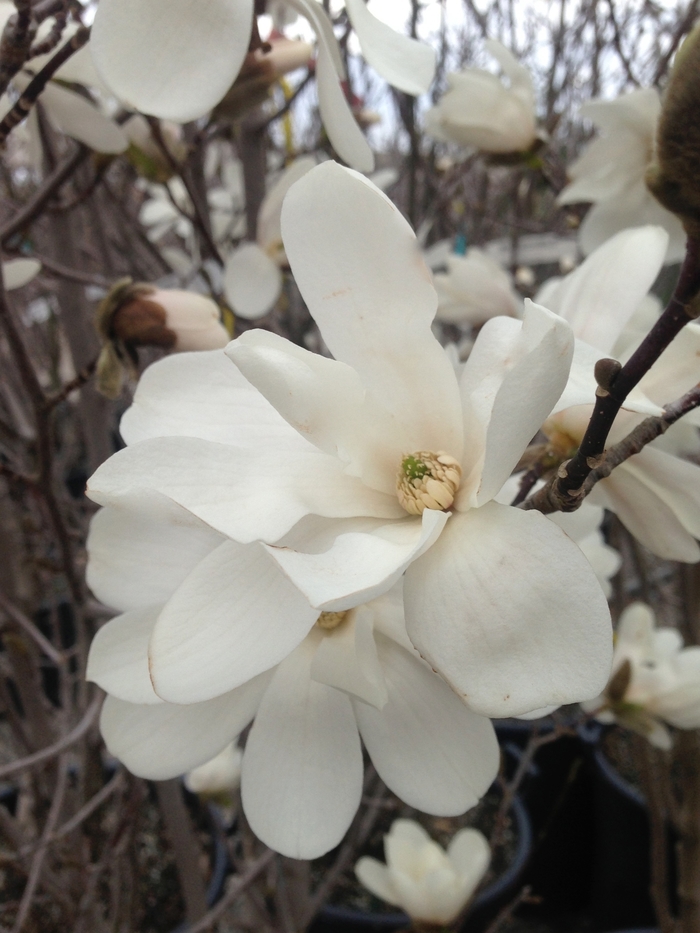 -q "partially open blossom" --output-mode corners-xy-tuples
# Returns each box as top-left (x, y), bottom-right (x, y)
(583, 603), (700, 749)
(88, 162), (612, 719)
(356, 820), (490, 925)
(184, 743), (242, 797)
(425, 40), (537, 154)
(95, 280), (229, 398)
(557, 89), (685, 262)
(538, 225), (700, 562)
(427, 243), (522, 326)
(91, 0), (435, 173)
